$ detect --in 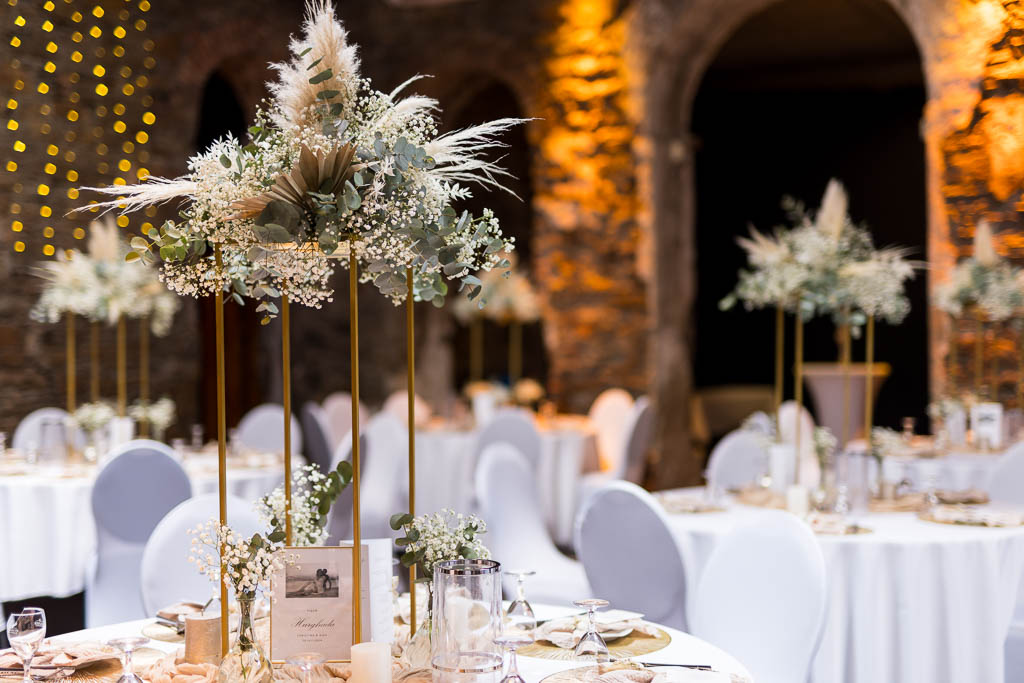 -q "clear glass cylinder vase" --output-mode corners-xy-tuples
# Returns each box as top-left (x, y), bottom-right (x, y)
(431, 559), (502, 680)
(218, 594), (272, 683)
